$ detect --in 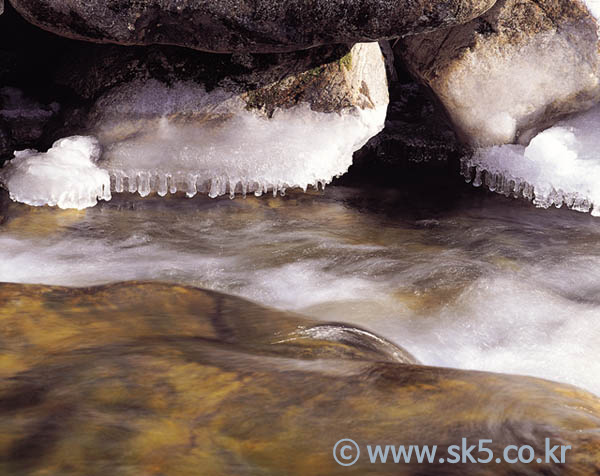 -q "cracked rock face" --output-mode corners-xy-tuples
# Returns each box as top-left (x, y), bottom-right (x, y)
(399, 0), (600, 147)
(9, 0), (497, 53)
